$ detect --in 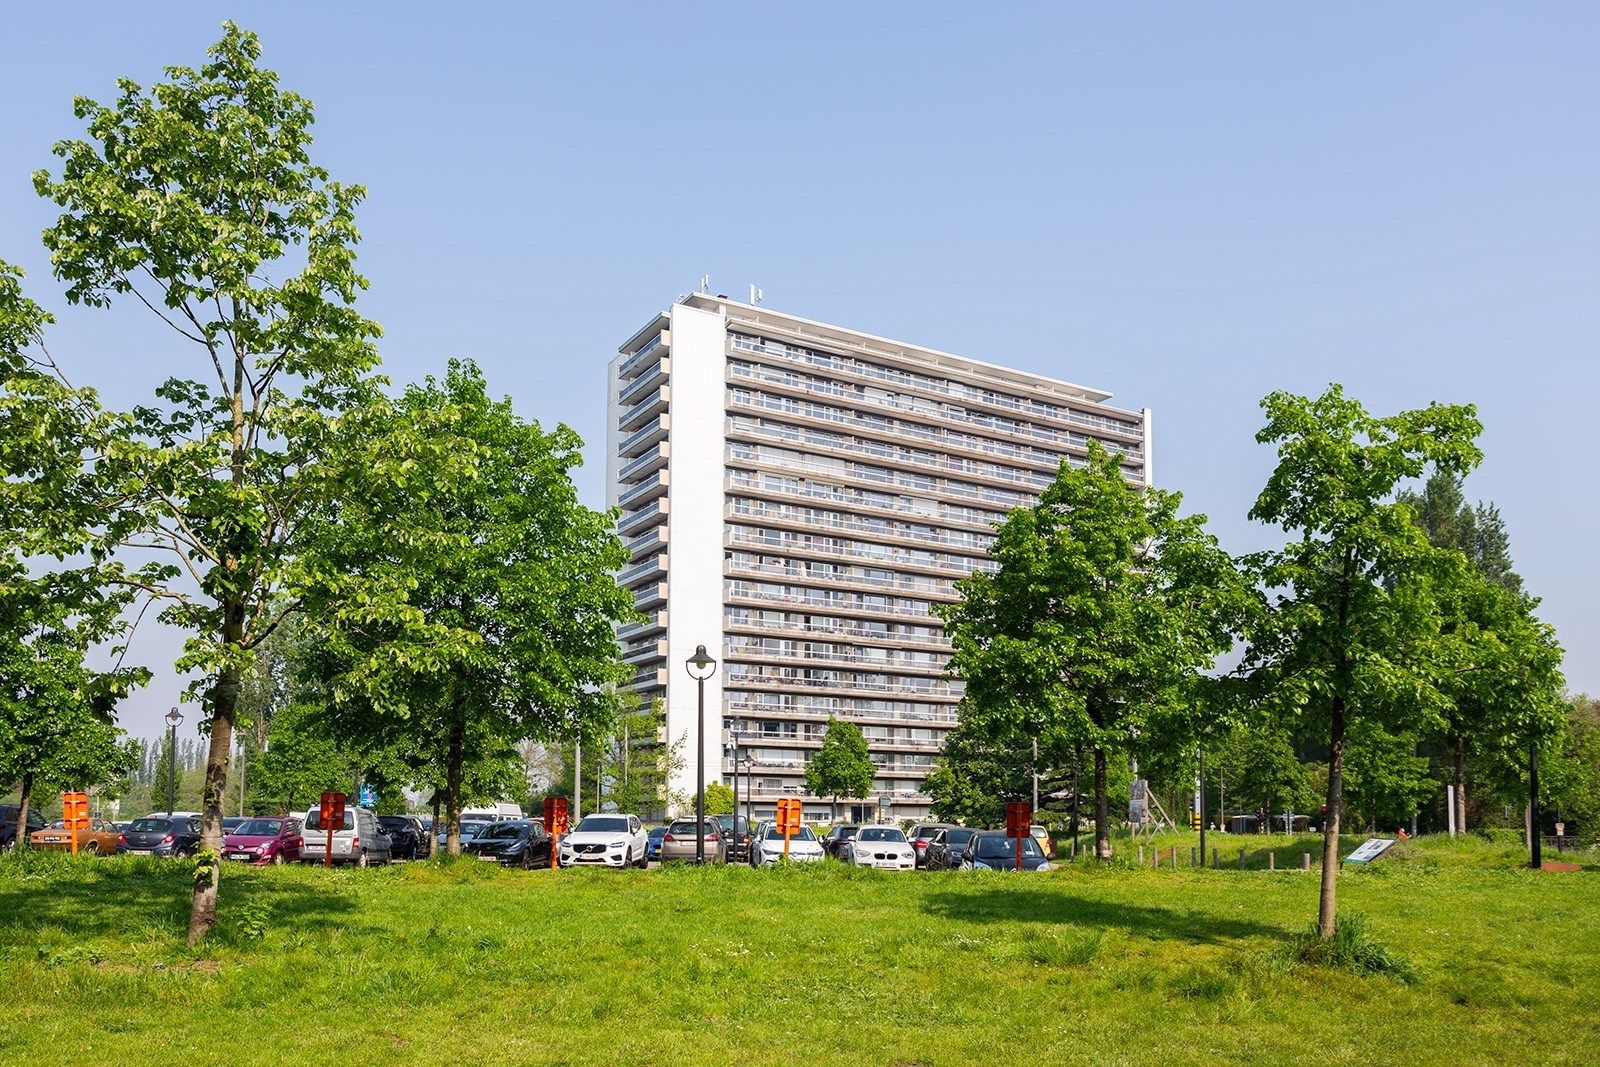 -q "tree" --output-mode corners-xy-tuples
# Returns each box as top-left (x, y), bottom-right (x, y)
(600, 699), (684, 819)
(1209, 723), (1317, 826)
(940, 445), (1244, 860)
(0, 265), (147, 845)
(29, 24), (382, 943)
(805, 717), (875, 820)
(1242, 384), (1483, 940)
(301, 360), (635, 855)
(704, 782), (736, 816)
(925, 717), (1074, 828)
